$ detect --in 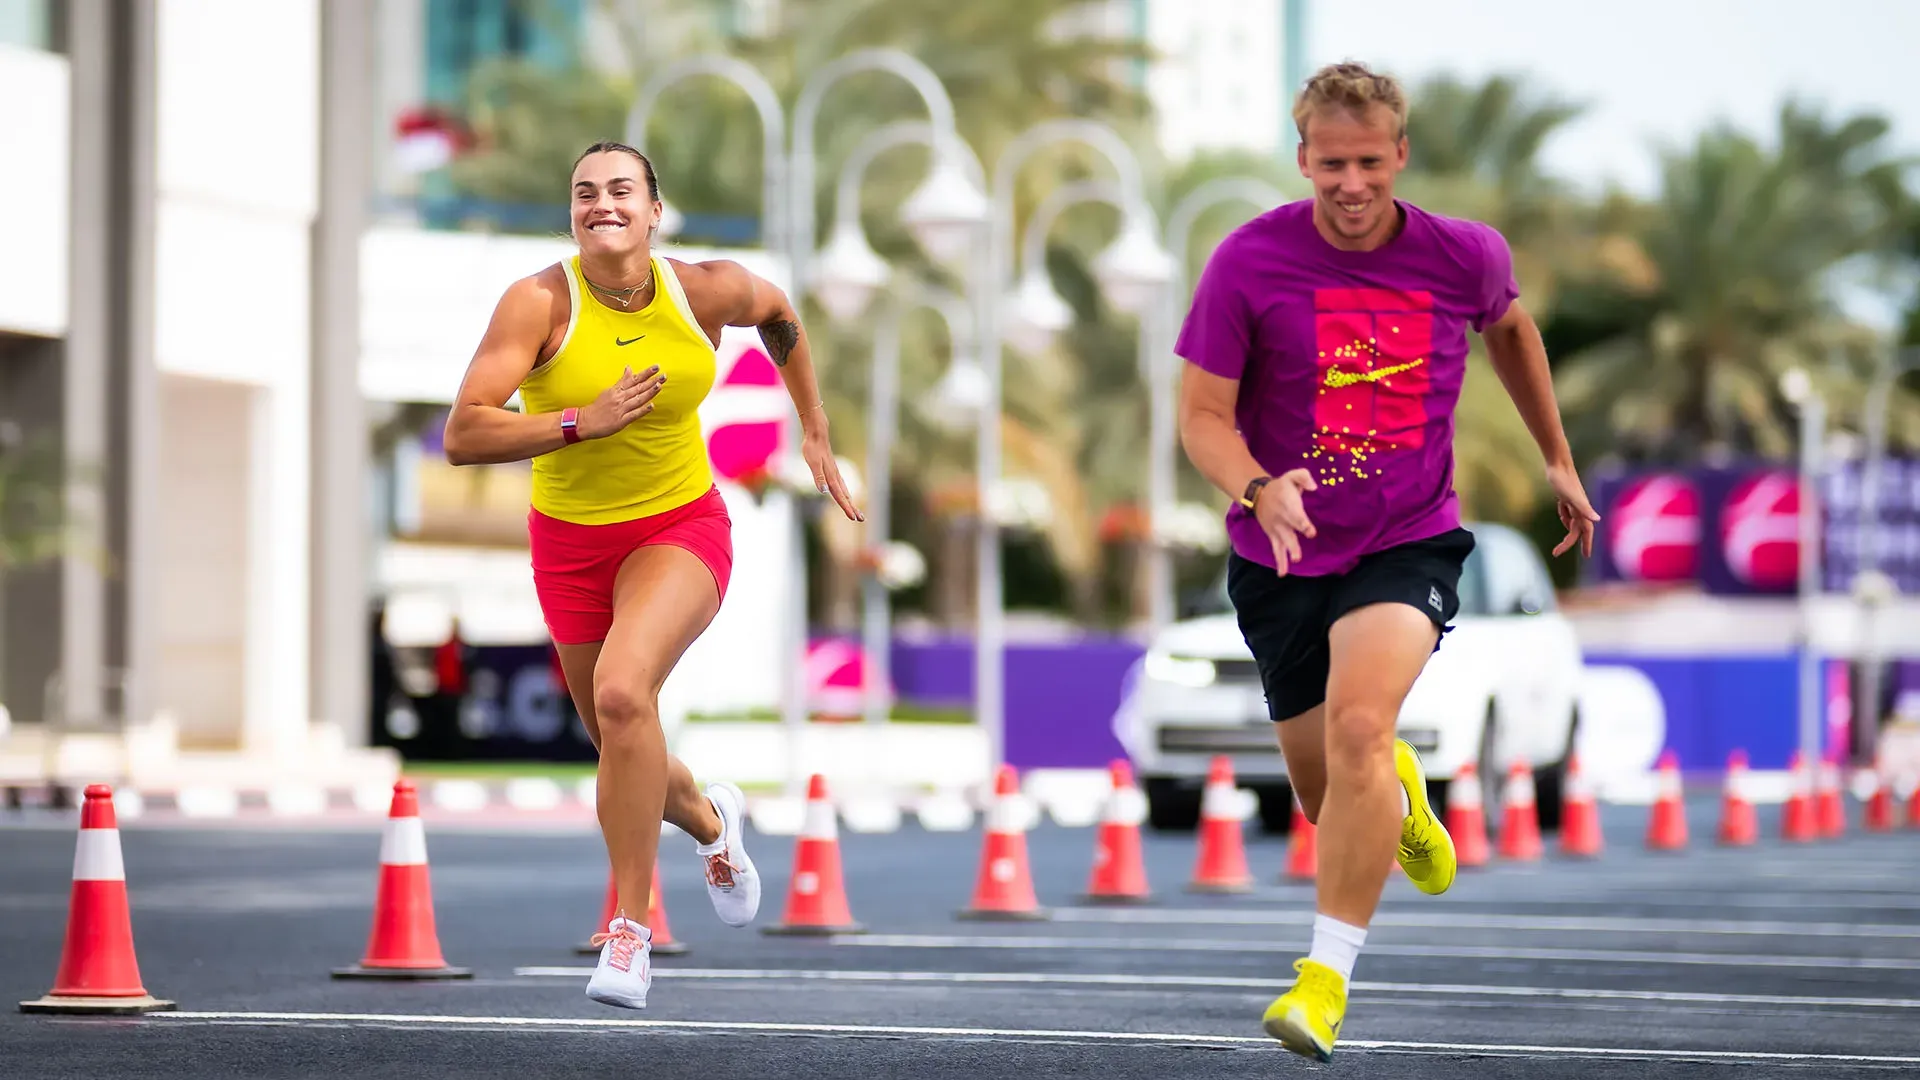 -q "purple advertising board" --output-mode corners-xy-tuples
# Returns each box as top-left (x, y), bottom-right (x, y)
(1588, 459), (1920, 596)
